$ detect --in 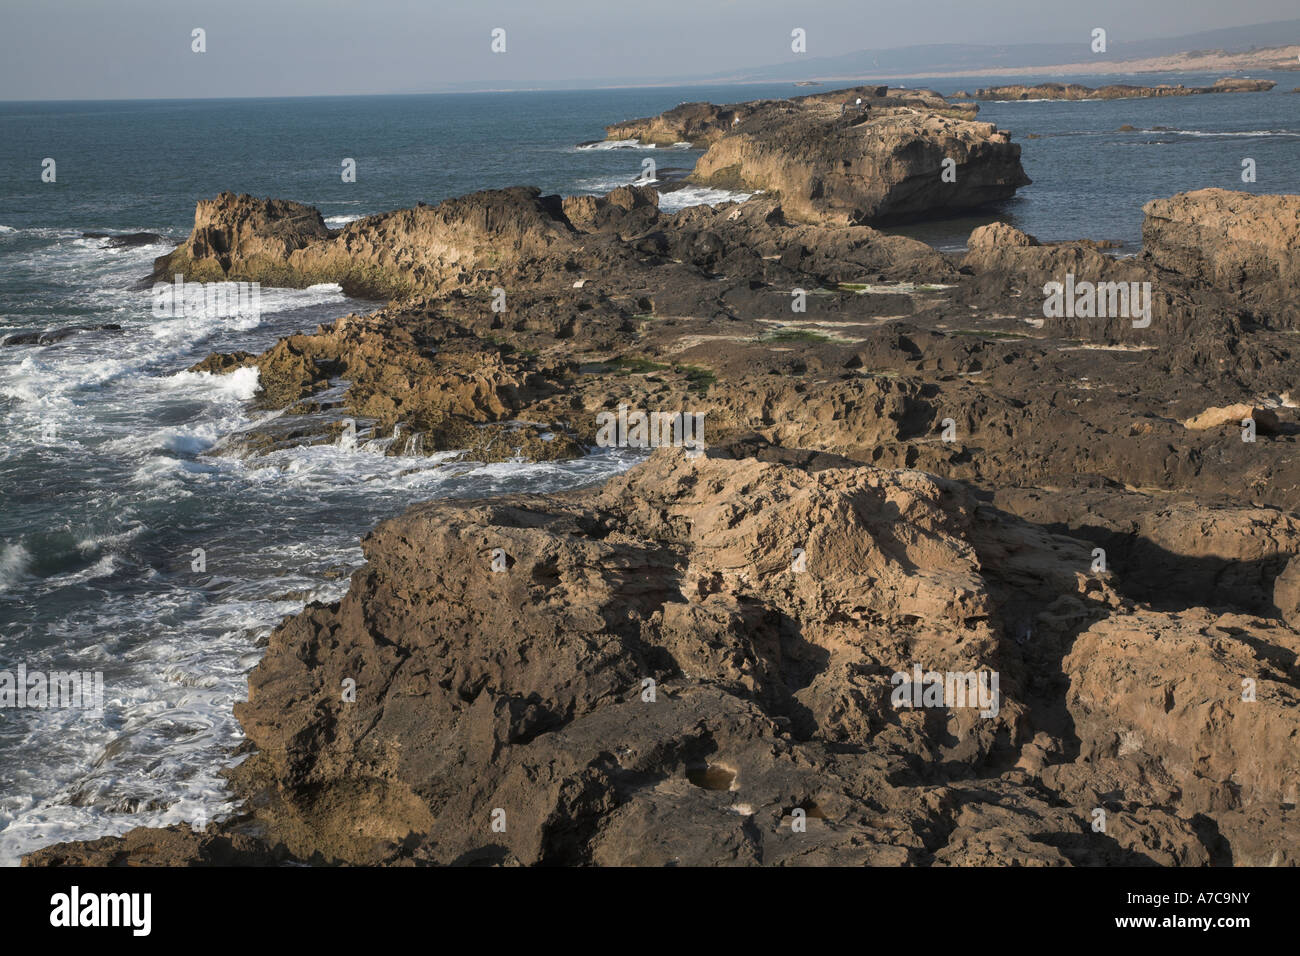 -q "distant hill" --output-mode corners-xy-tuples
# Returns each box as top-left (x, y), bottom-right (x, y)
(440, 19), (1300, 92)
(699, 19), (1300, 83)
